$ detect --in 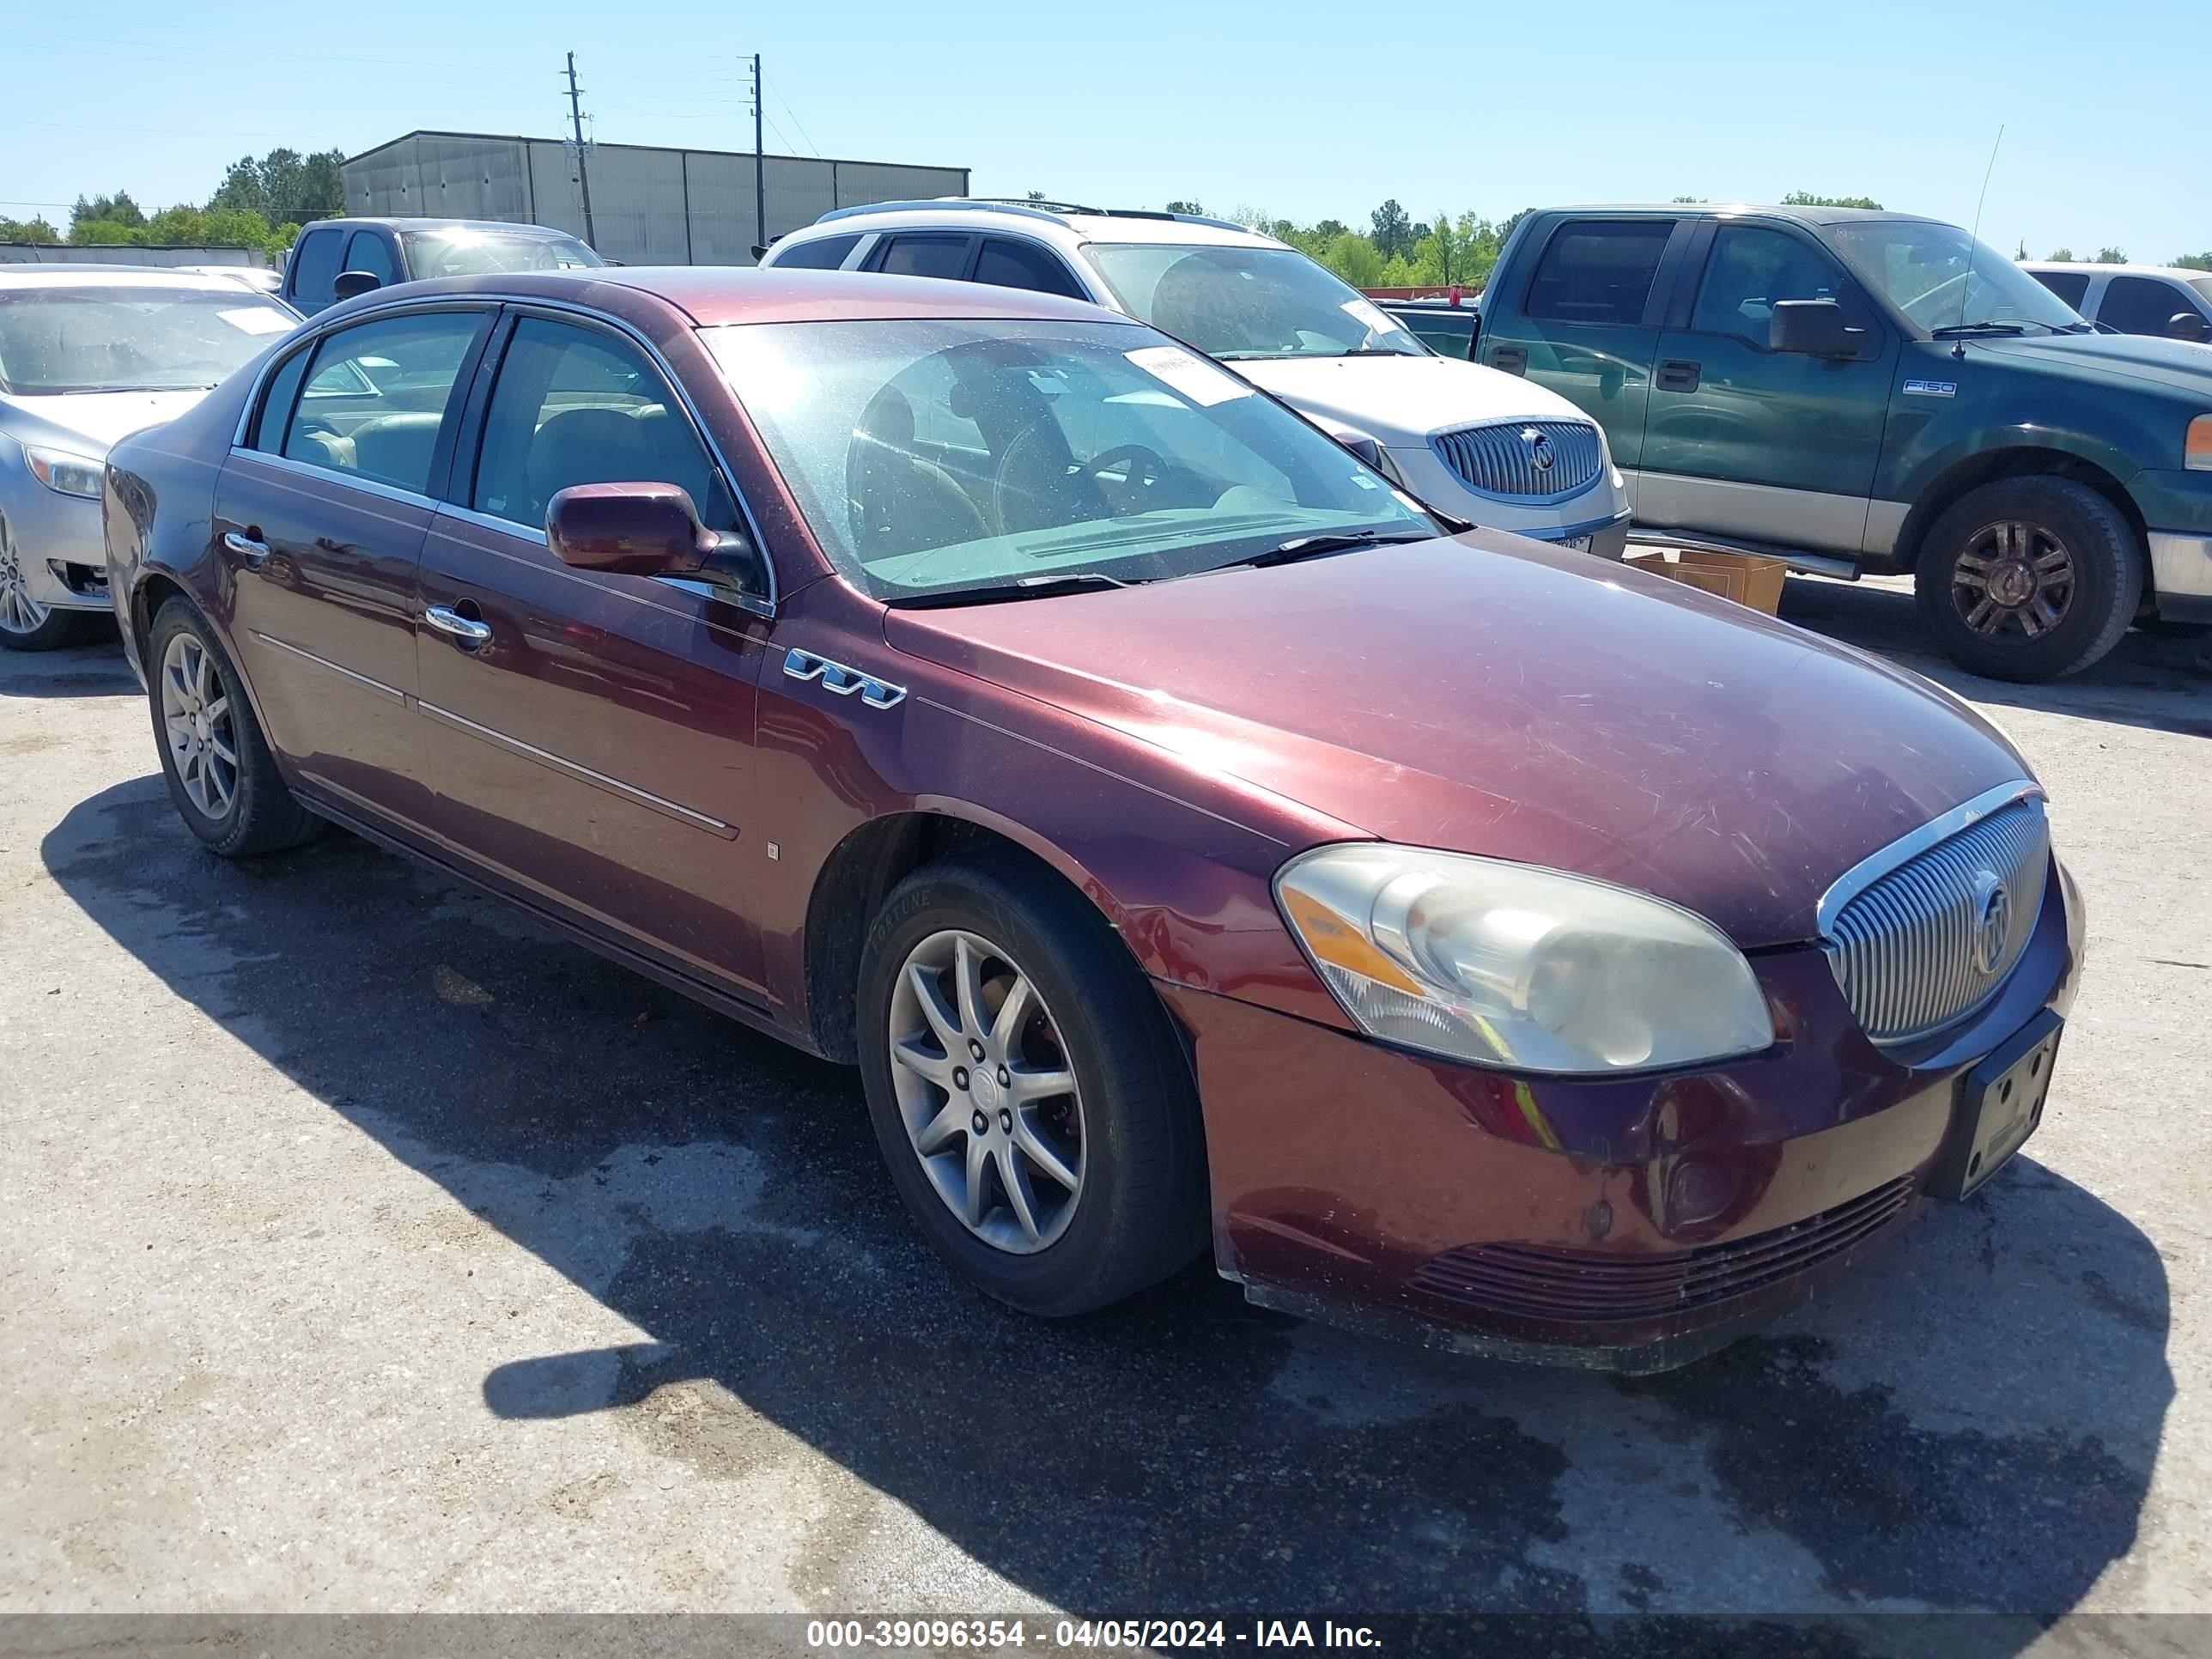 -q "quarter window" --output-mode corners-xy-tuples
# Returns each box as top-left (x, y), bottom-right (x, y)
(287, 228), (343, 309)
(876, 234), (974, 280)
(2099, 276), (2198, 336)
(974, 238), (1086, 300)
(250, 347), (312, 451)
(342, 230), (400, 287)
(1690, 226), (1845, 345)
(471, 316), (737, 538)
(280, 310), (484, 495)
(1525, 221), (1674, 326)
(2031, 270), (2091, 309)
(771, 233), (861, 270)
